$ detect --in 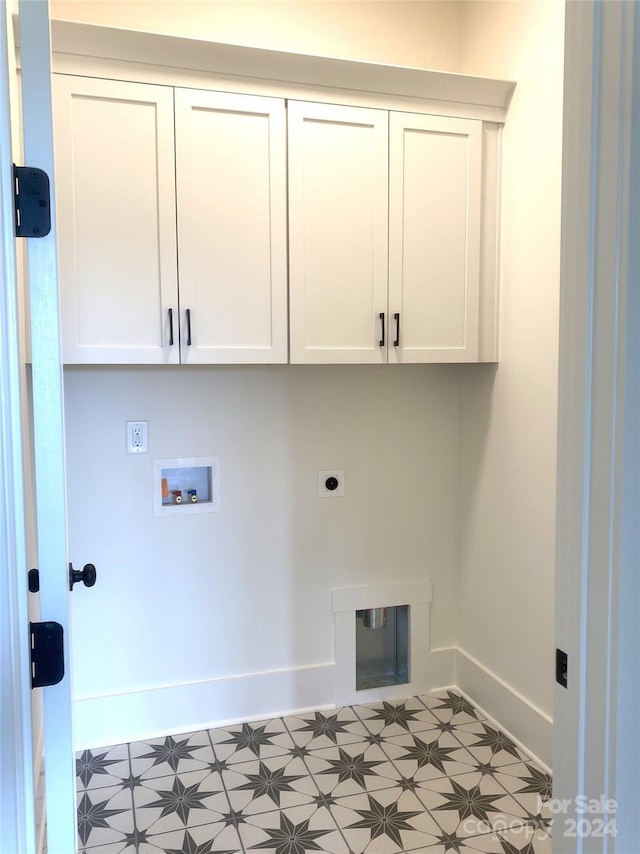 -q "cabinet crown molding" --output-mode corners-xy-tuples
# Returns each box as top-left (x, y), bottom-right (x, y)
(20, 18), (515, 120)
